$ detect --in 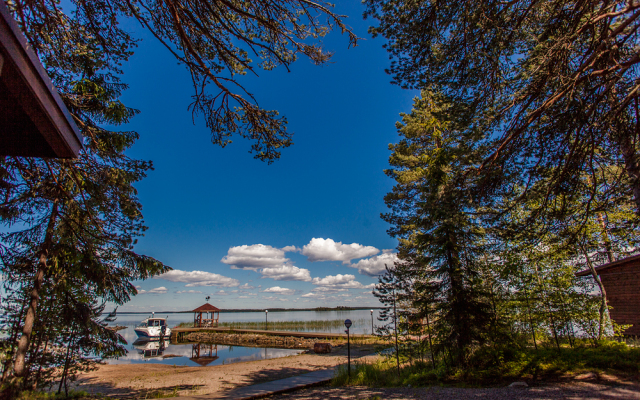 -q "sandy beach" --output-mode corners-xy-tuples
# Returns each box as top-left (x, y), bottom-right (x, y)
(73, 343), (375, 398)
(72, 340), (640, 400)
